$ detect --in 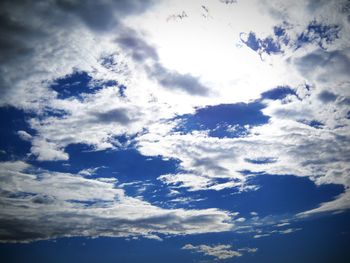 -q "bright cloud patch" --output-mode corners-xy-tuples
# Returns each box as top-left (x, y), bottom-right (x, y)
(182, 243), (252, 260)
